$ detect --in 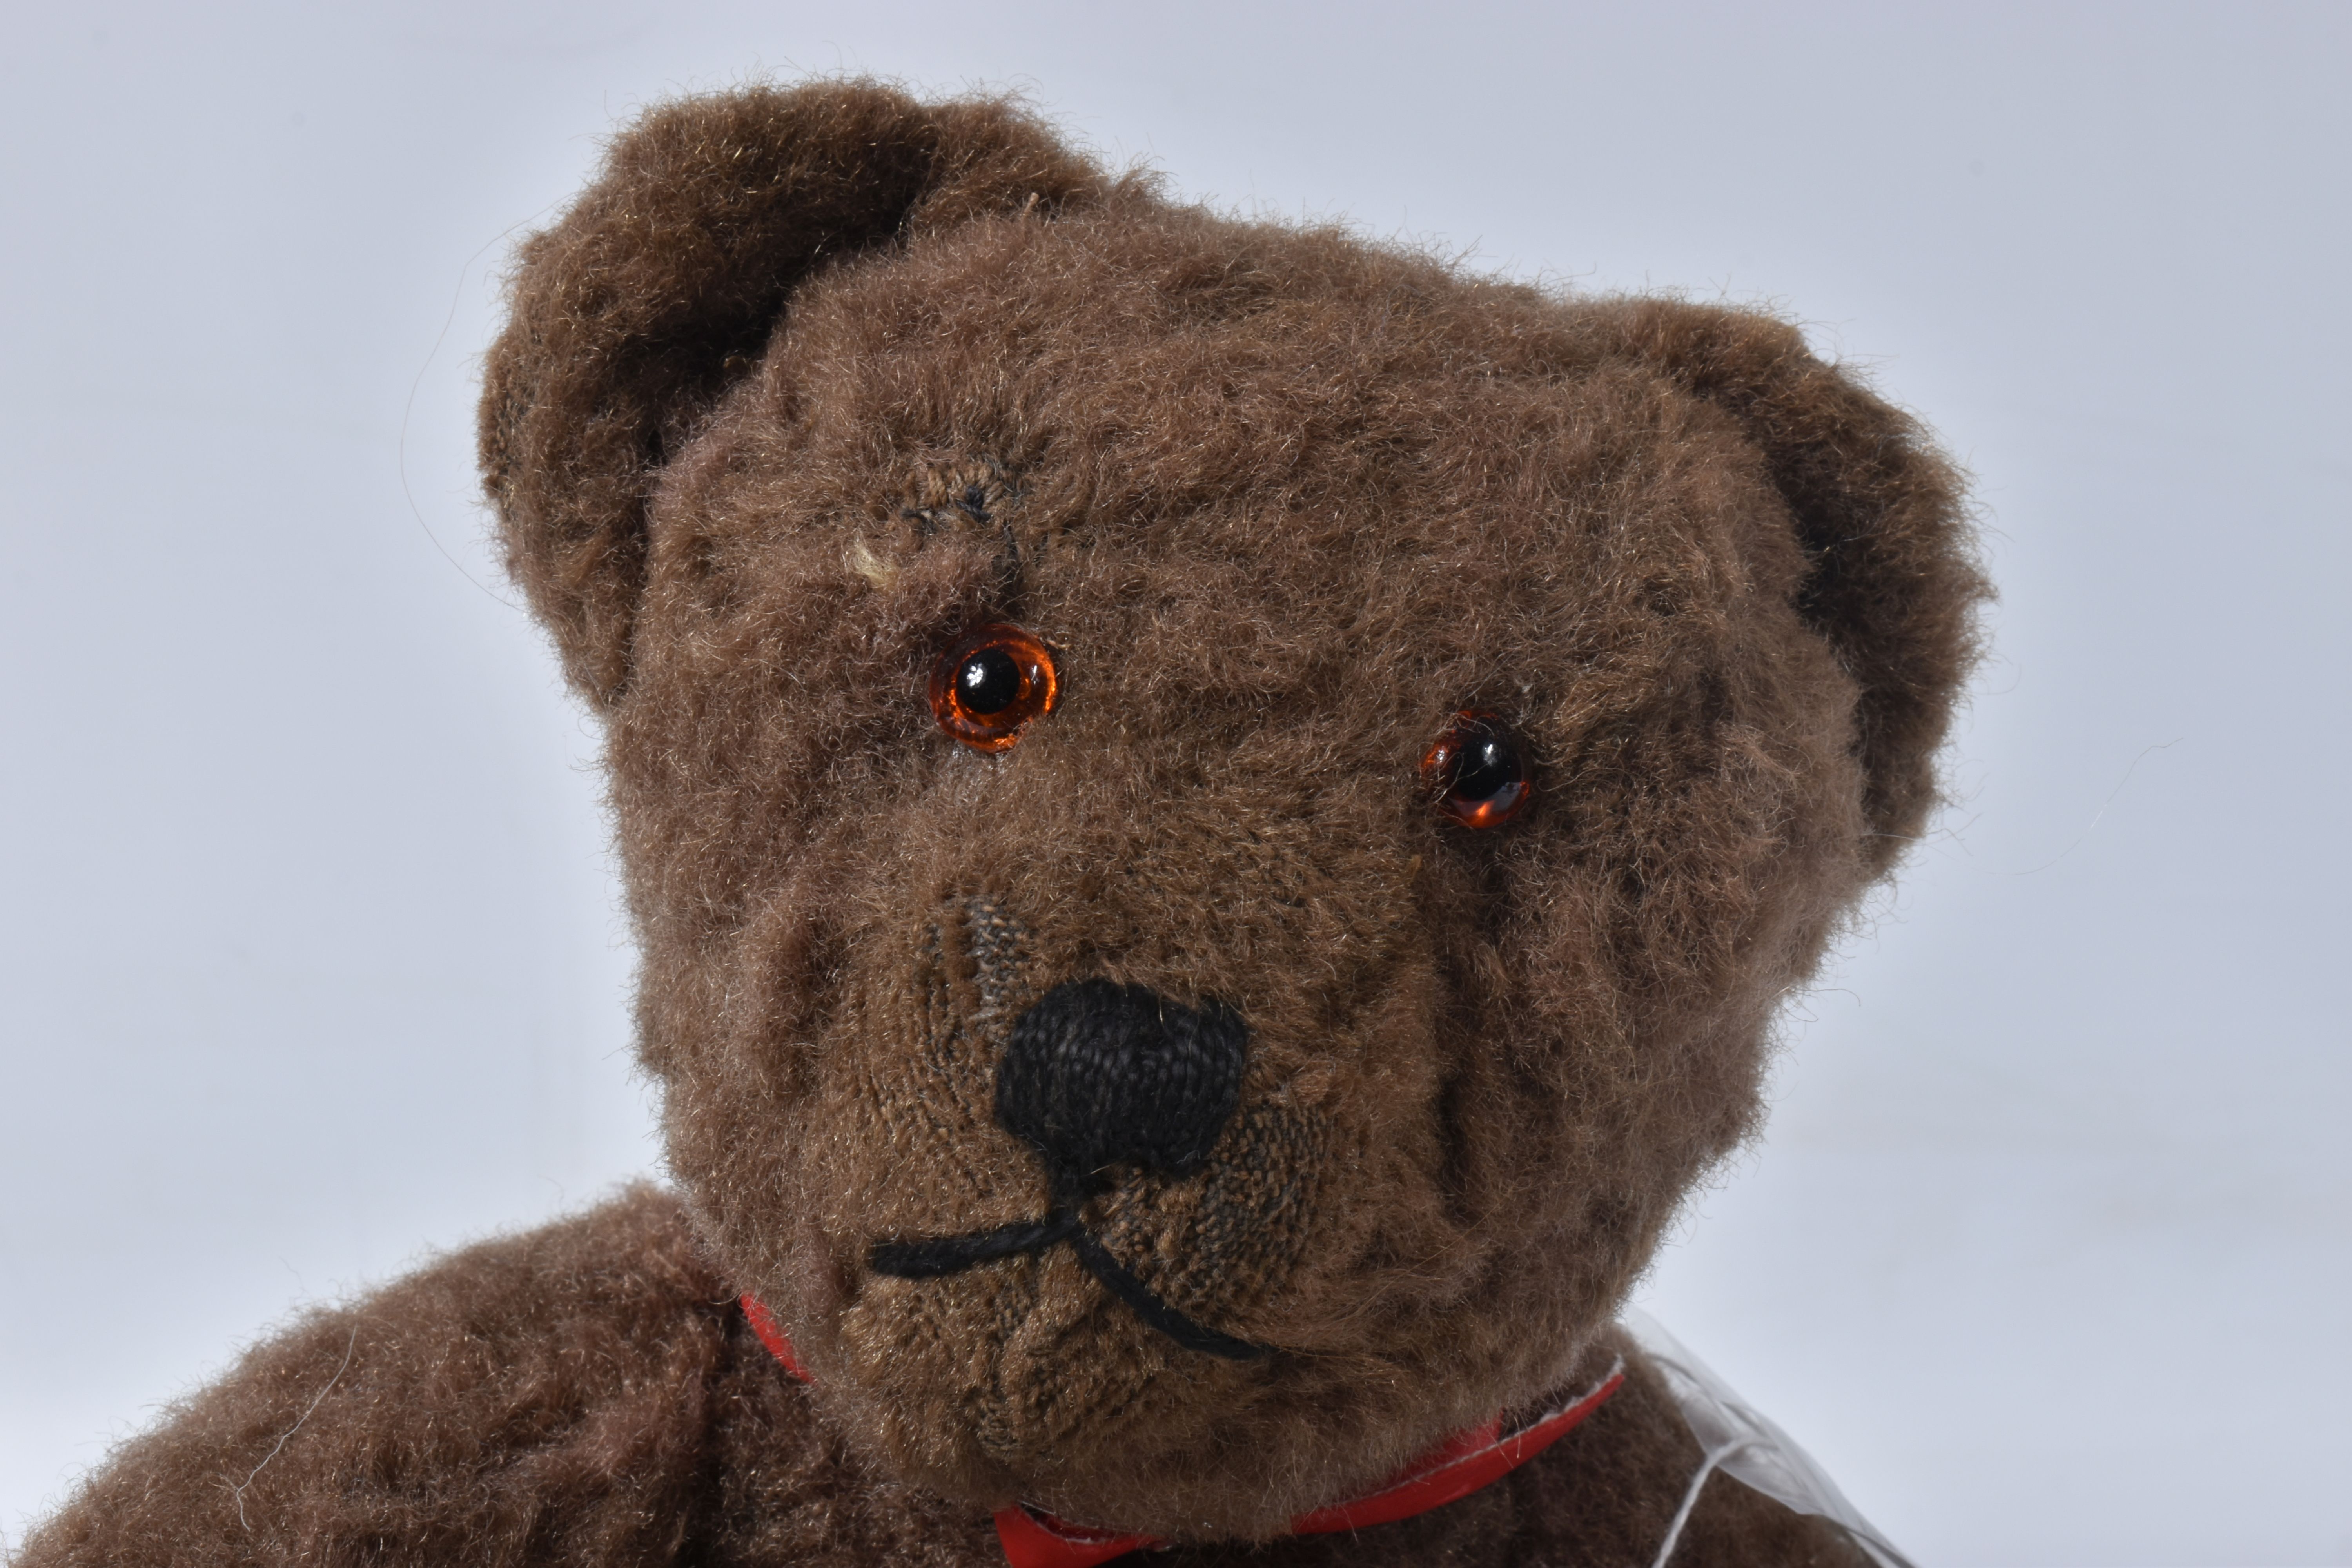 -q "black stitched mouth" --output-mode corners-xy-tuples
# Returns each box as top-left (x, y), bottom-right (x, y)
(867, 1212), (1270, 1361)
